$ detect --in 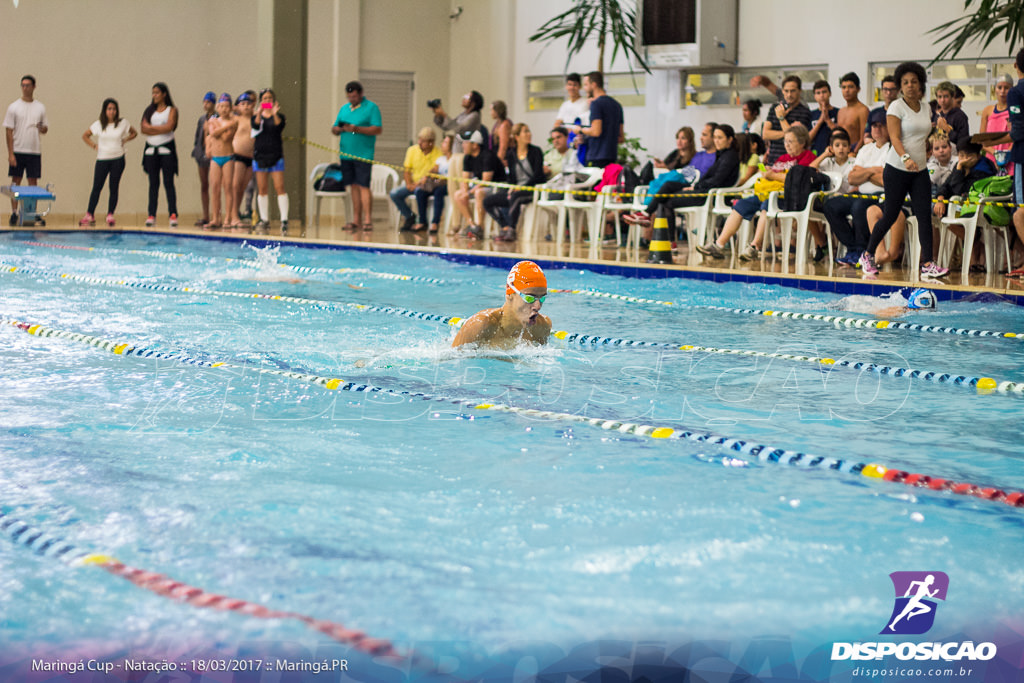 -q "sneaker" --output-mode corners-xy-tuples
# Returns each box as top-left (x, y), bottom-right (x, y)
(169, 213), (178, 227)
(835, 252), (860, 267)
(145, 216), (156, 227)
(466, 224), (483, 240)
(623, 211), (650, 225)
(106, 213), (115, 227)
(78, 213), (95, 226)
(739, 244), (759, 261)
(920, 261), (950, 278)
(696, 242), (726, 259)
(254, 220), (269, 234)
(858, 251), (878, 275)
(812, 245), (826, 263)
